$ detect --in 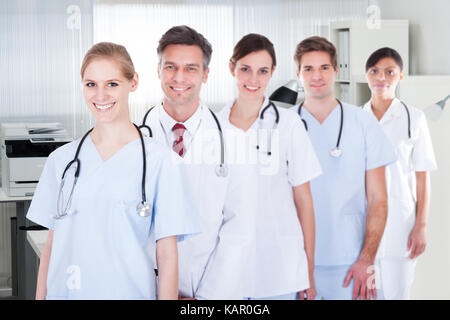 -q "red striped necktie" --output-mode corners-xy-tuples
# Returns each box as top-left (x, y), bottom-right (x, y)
(172, 123), (186, 157)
